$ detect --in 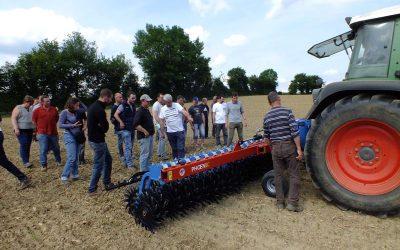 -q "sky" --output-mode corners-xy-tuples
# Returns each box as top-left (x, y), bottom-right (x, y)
(0, 0), (398, 91)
